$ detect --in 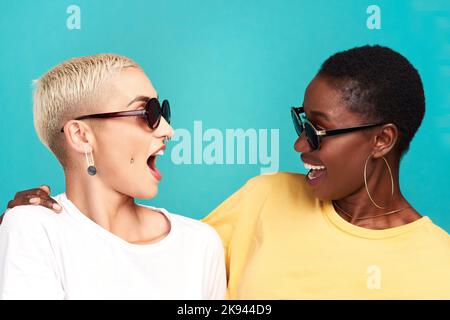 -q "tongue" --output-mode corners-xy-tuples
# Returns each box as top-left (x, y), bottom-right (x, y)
(151, 166), (162, 180)
(148, 156), (162, 180)
(308, 169), (326, 179)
